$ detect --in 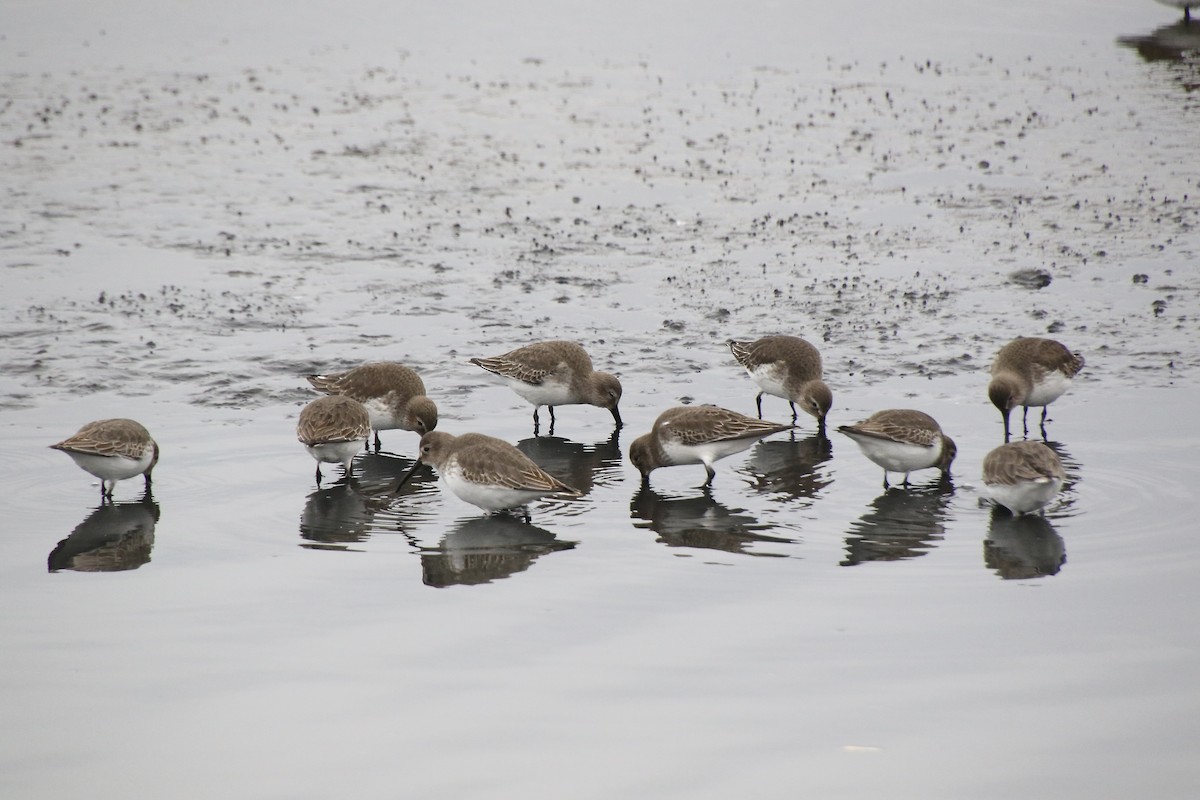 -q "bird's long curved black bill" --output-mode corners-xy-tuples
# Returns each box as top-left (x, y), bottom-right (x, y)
(393, 459), (424, 494)
(611, 405), (623, 428)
